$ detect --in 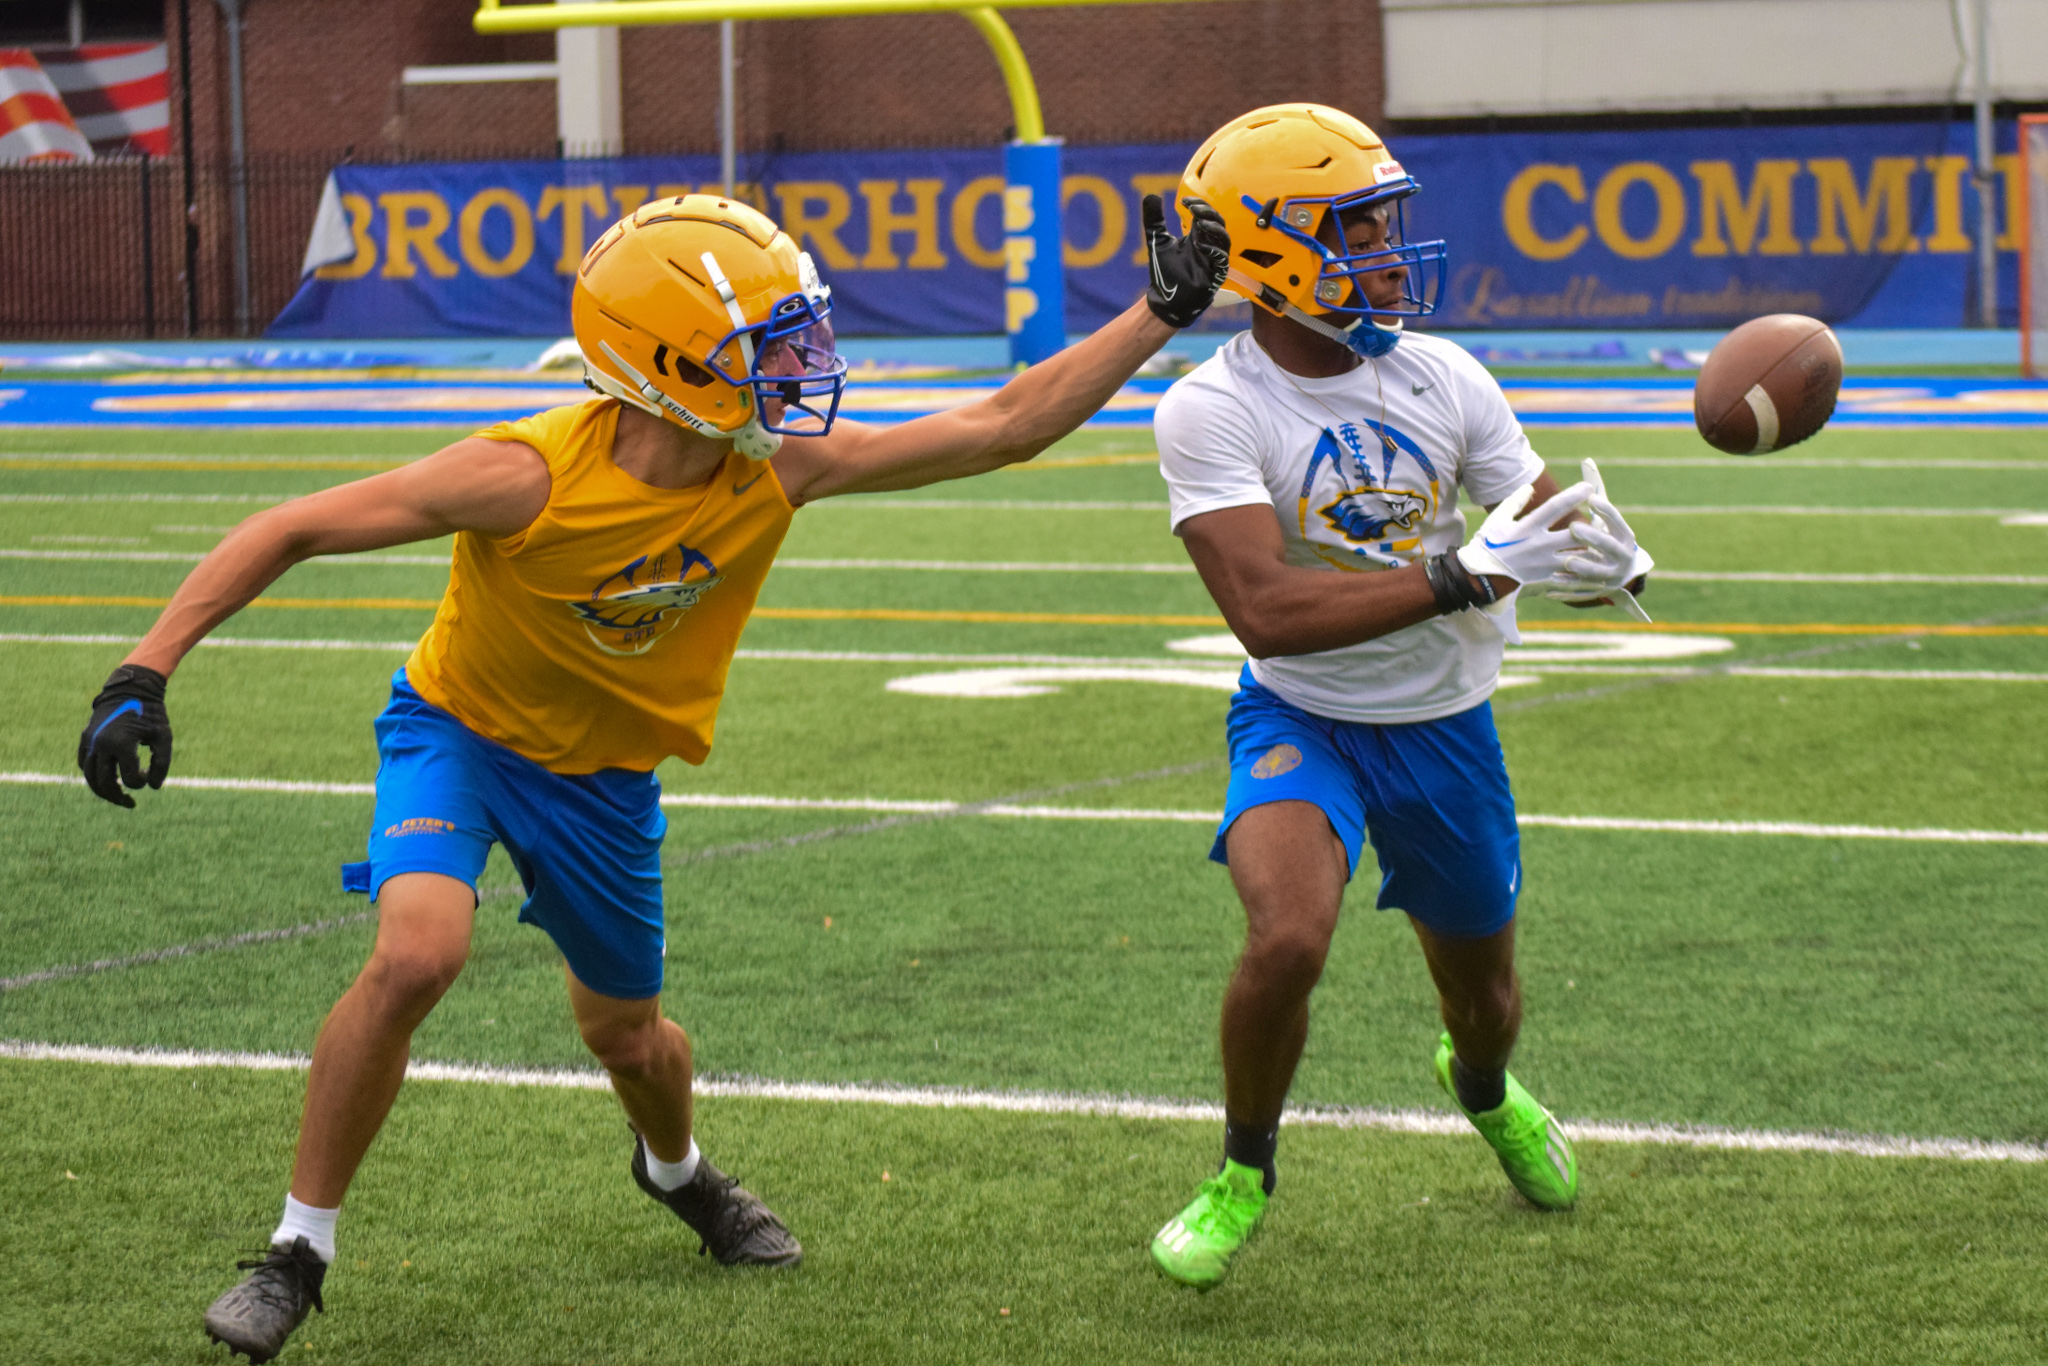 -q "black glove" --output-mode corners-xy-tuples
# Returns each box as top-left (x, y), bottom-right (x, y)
(78, 664), (173, 808)
(1143, 193), (1231, 329)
